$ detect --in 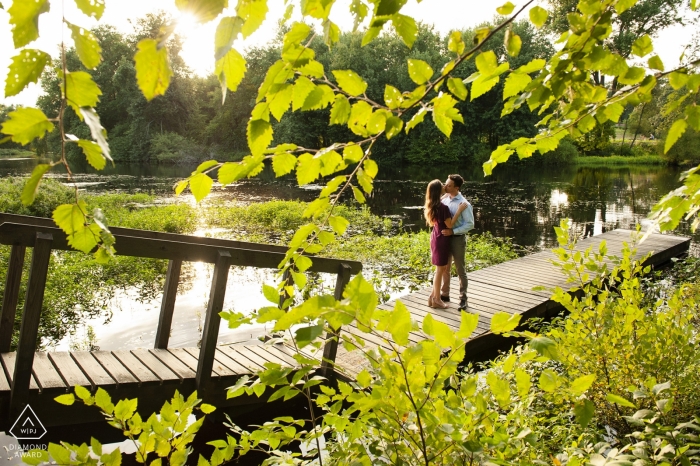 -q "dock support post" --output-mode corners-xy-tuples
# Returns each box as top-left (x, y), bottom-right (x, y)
(196, 251), (231, 398)
(155, 259), (182, 349)
(10, 233), (52, 416)
(320, 263), (352, 378)
(0, 245), (26, 353)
